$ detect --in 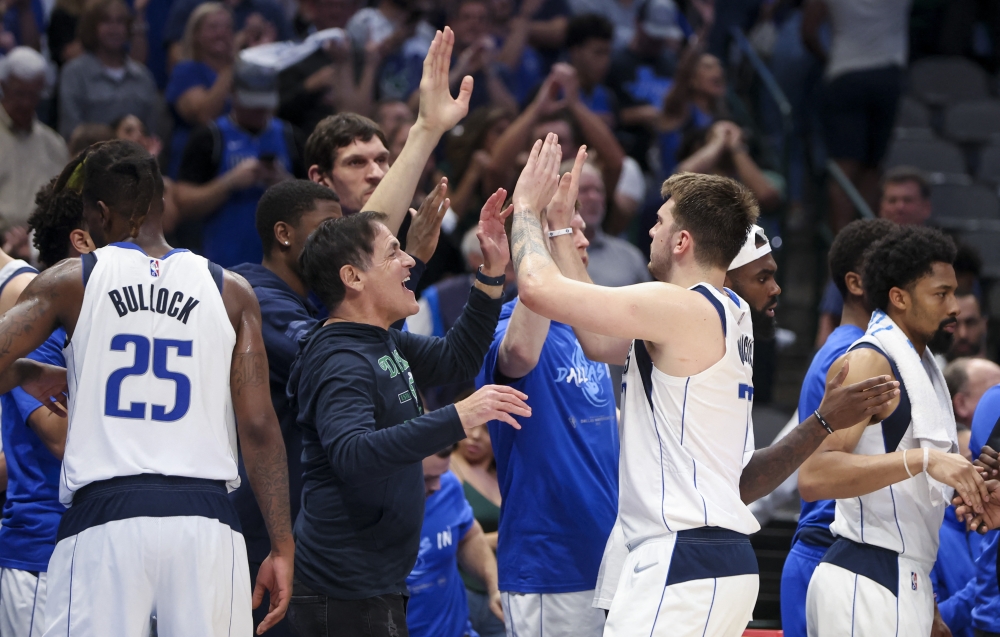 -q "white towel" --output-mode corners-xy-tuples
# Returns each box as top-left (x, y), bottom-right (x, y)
(853, 309), (958, 505)
(240, 28), (347, 72)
